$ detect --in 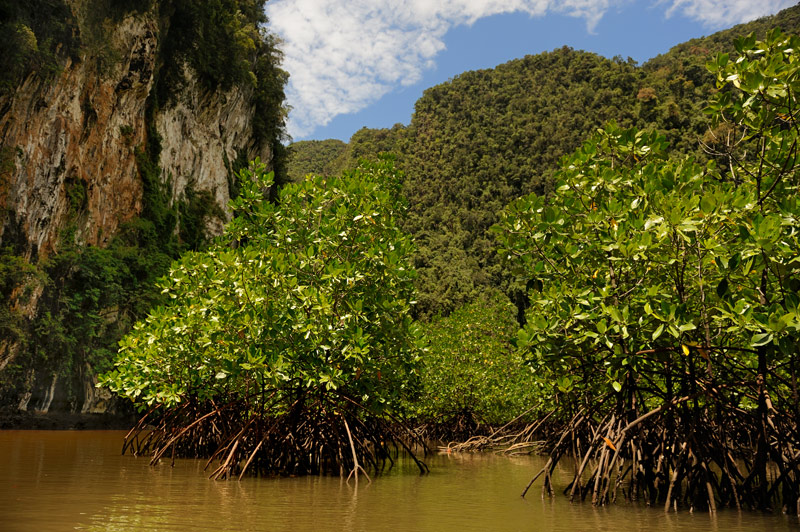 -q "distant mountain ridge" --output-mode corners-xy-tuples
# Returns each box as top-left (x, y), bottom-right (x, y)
(288, 3), (800, 319)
